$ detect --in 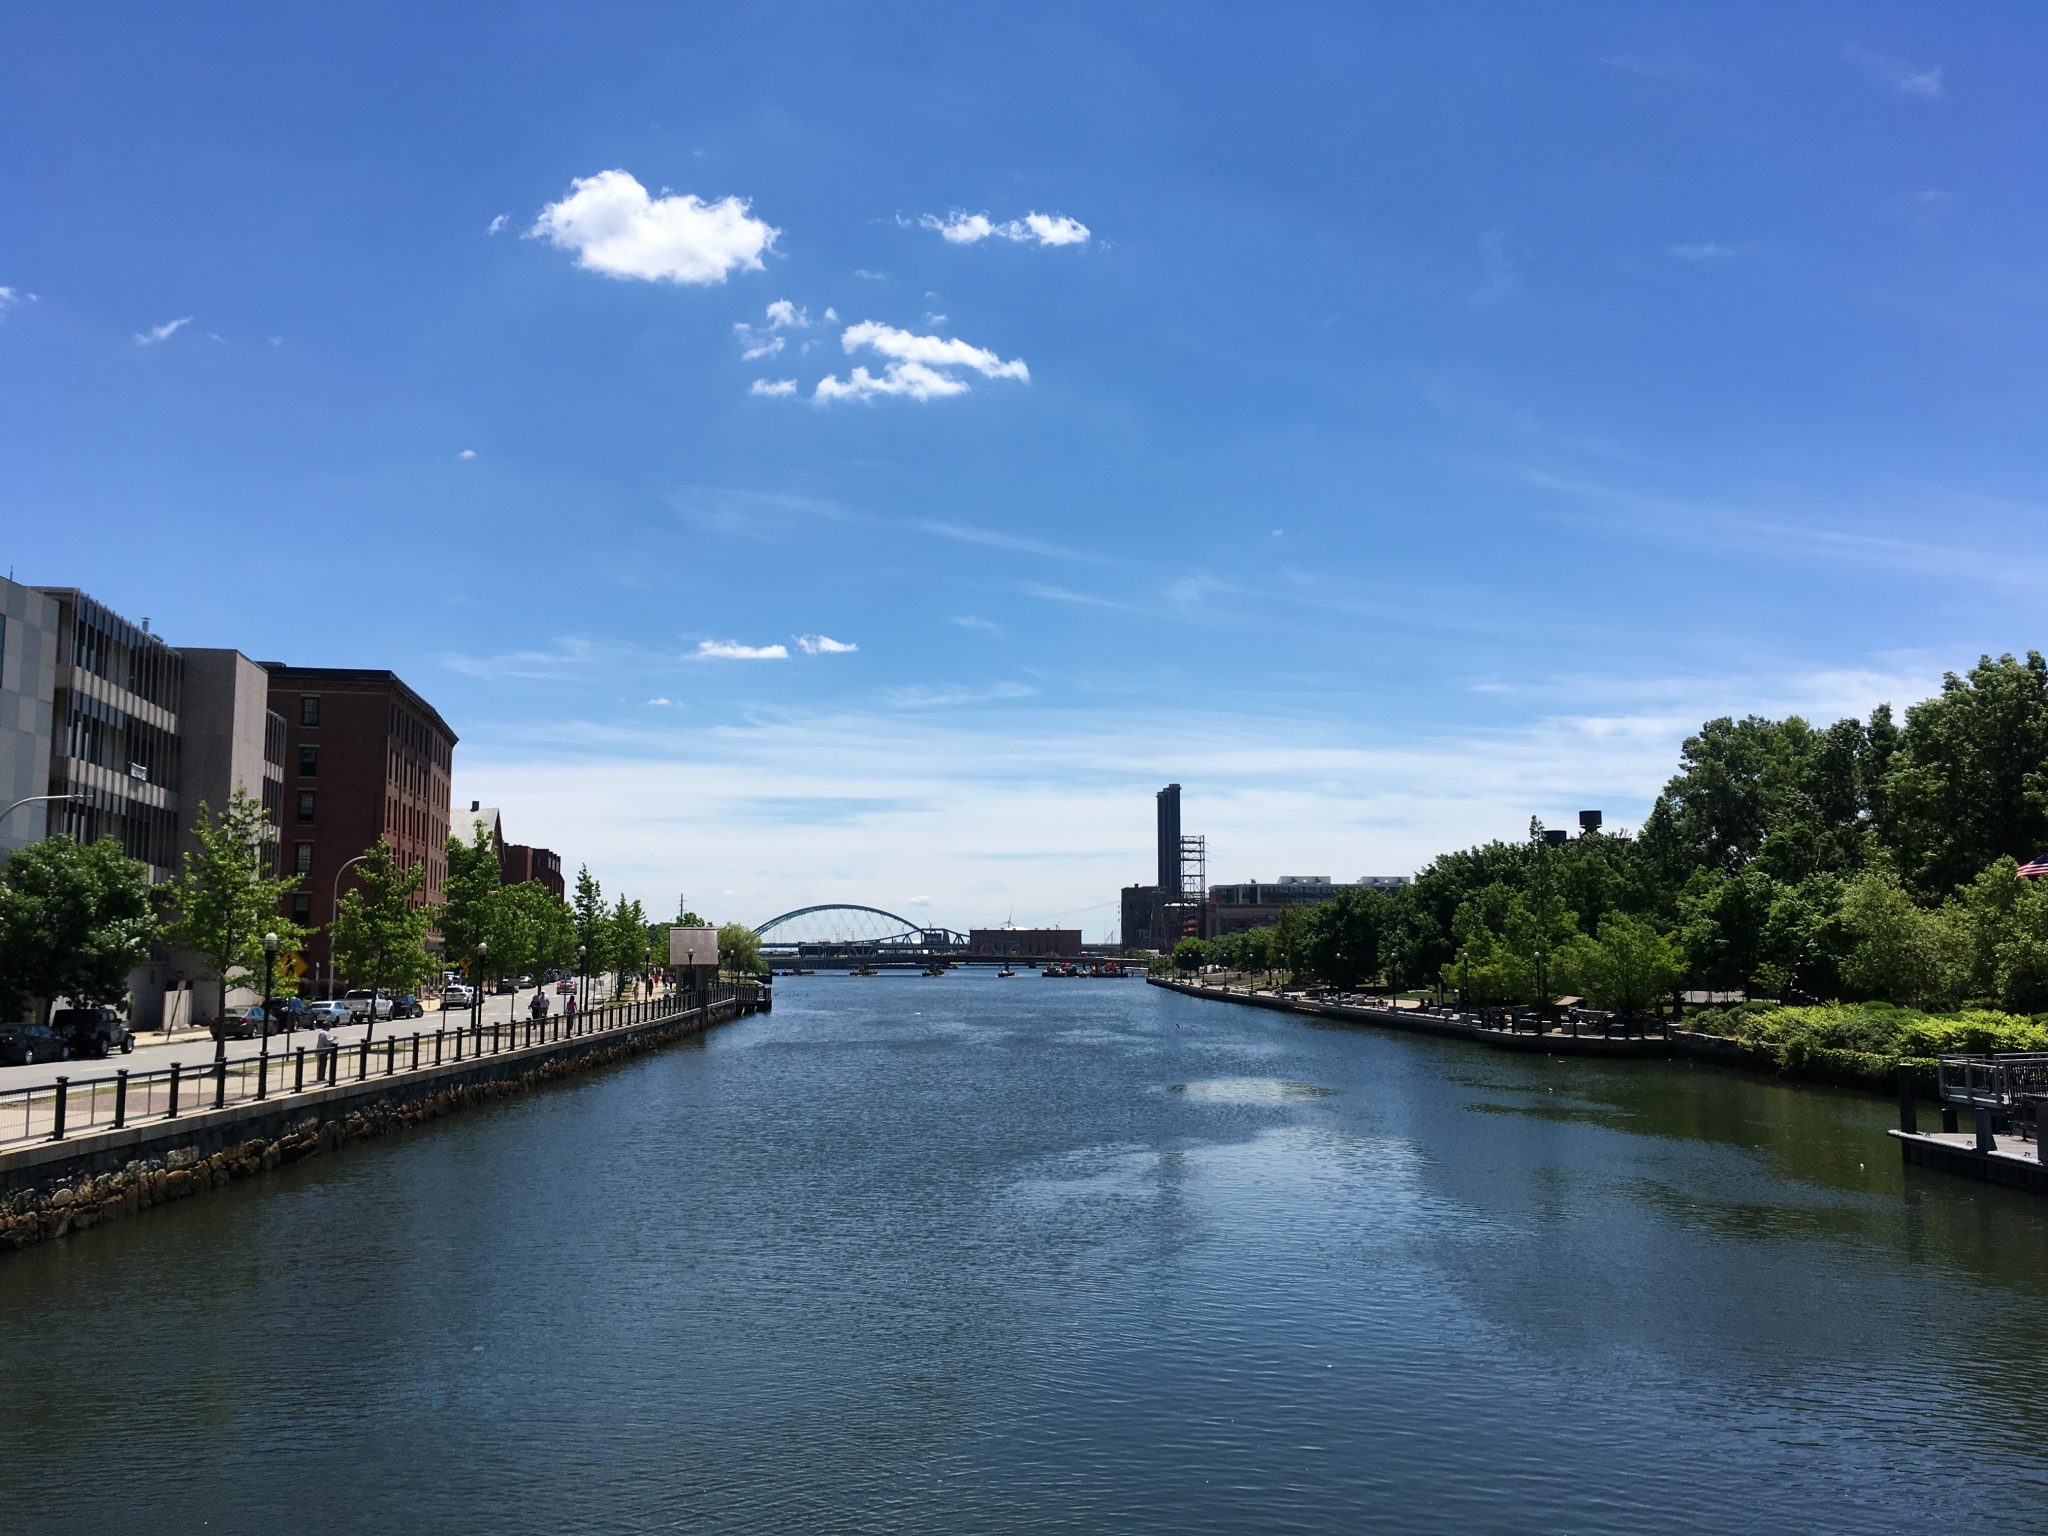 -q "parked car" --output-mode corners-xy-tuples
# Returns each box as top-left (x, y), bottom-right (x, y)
(340, 990), (395, 1022)
(493, 977), (518, 995)
(264, 996), (317, 1032)
(212, 1007), (264, 1041)
(0, 1023), (70, 1065)
(391, 993), (426, 1019)
(443, 983), (476, 1010)
(306, 1000), (352, 1026)
(51, 1006), (134, 1058)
